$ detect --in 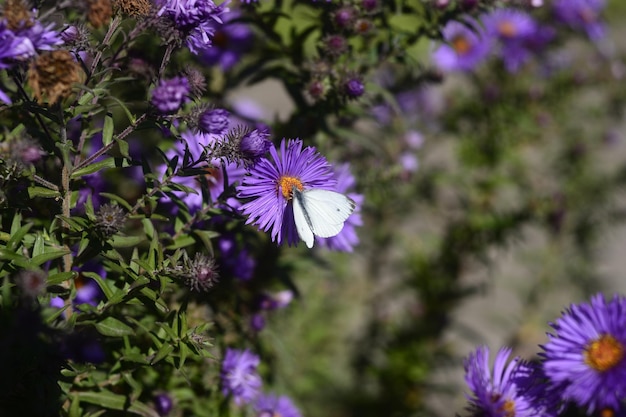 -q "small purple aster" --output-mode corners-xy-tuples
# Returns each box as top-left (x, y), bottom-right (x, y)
(151, 77), (191, 114)
(198, 108), (230, 135)
(553, 0), (606, 41)
(237, 139), (336, 246)
(432, 19), (490, 72)
(157, 0), (227, 53)
(221, 348), (263, 406)
(254, 393), (302, 417)
(317, 163), (363, 252)
(540, 293), (626, 413)
(481, 8), (538, 72)
(465, 346), (556, 417)
(154, 393), (174, 416)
